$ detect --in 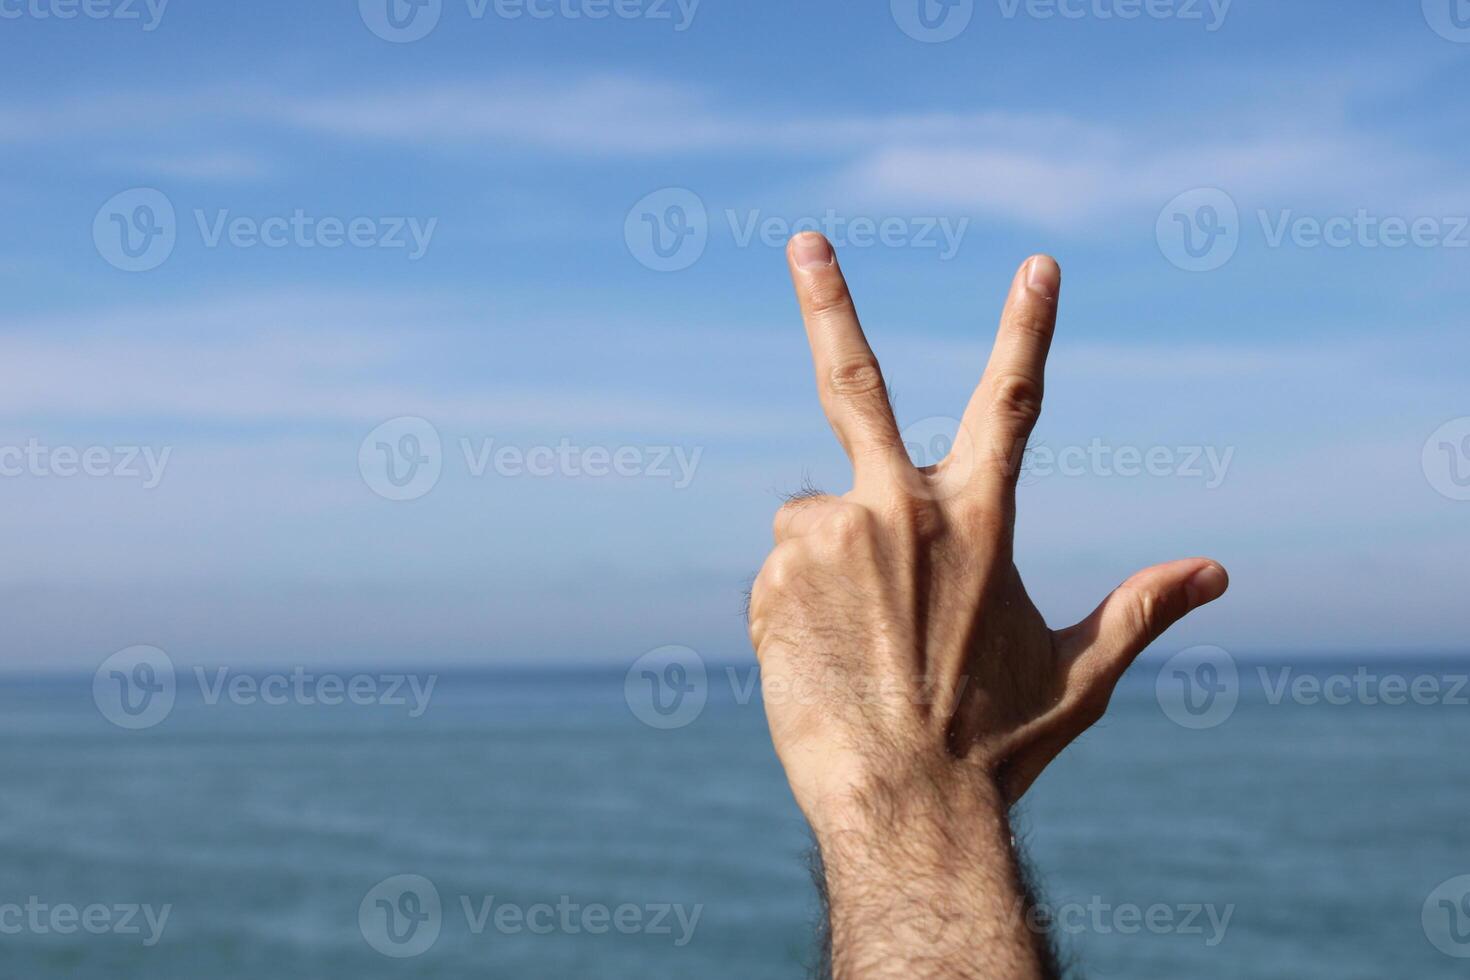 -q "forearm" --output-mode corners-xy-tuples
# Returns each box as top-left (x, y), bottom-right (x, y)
(811, 773), (1057, 980)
